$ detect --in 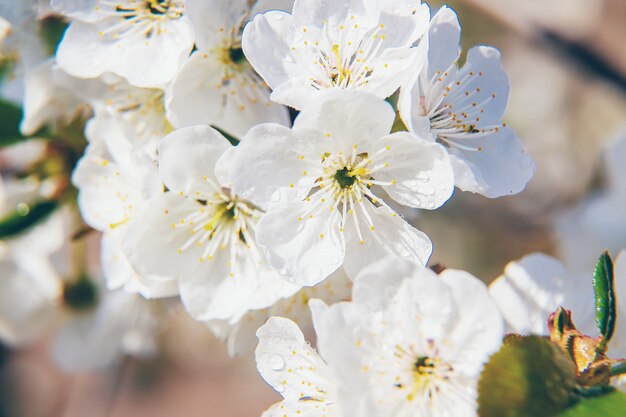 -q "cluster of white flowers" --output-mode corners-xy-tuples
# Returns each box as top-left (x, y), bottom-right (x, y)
(8, 0), (605, 415)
